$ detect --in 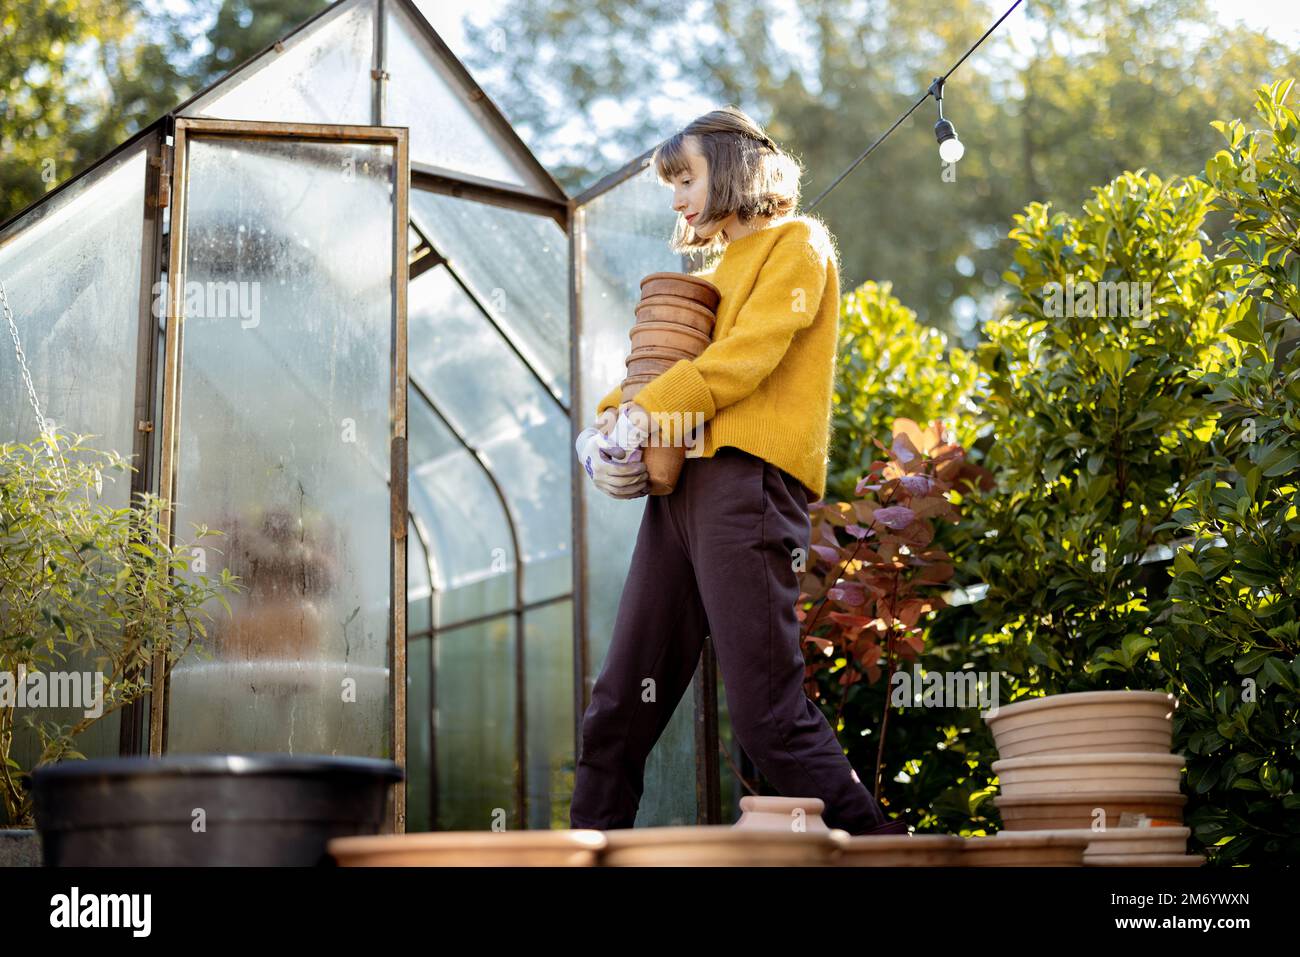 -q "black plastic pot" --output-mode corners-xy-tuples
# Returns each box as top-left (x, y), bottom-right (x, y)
(31, 753), (403, 866)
